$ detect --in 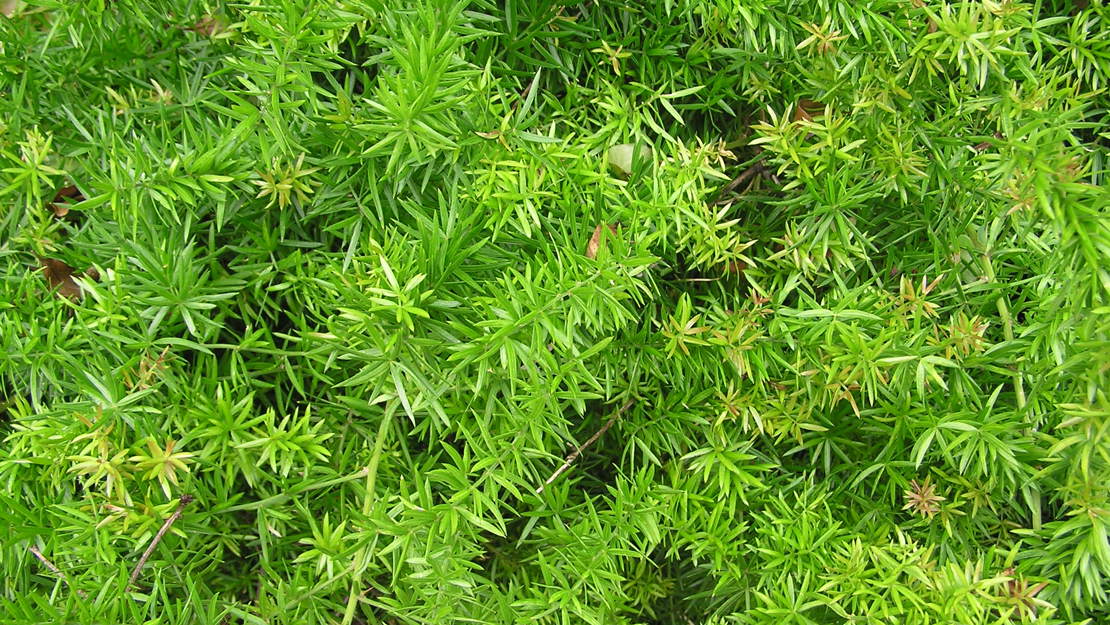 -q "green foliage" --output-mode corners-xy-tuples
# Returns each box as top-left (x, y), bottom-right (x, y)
(1, 0), (1108, 624)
